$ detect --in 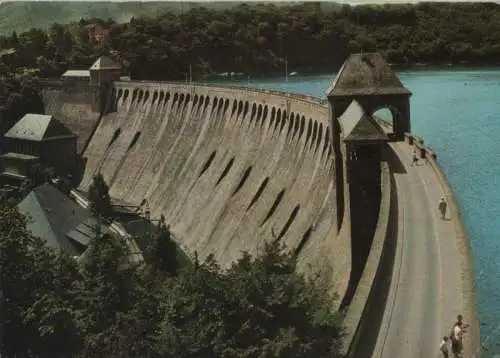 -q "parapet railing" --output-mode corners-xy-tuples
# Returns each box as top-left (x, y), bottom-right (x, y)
(403, 132), (481, 358)
(39, 76), (328, 107)
(342, 159), (396, 357)
(114, 79), (328, 107)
